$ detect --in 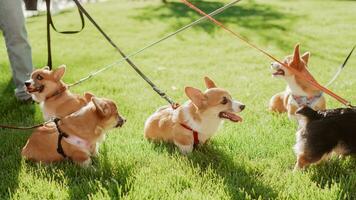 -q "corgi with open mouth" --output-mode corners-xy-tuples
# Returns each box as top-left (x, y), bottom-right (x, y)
(144, 77), (245, 154)
(269, 44), (326, 119)
(25, 65), (92, 120)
